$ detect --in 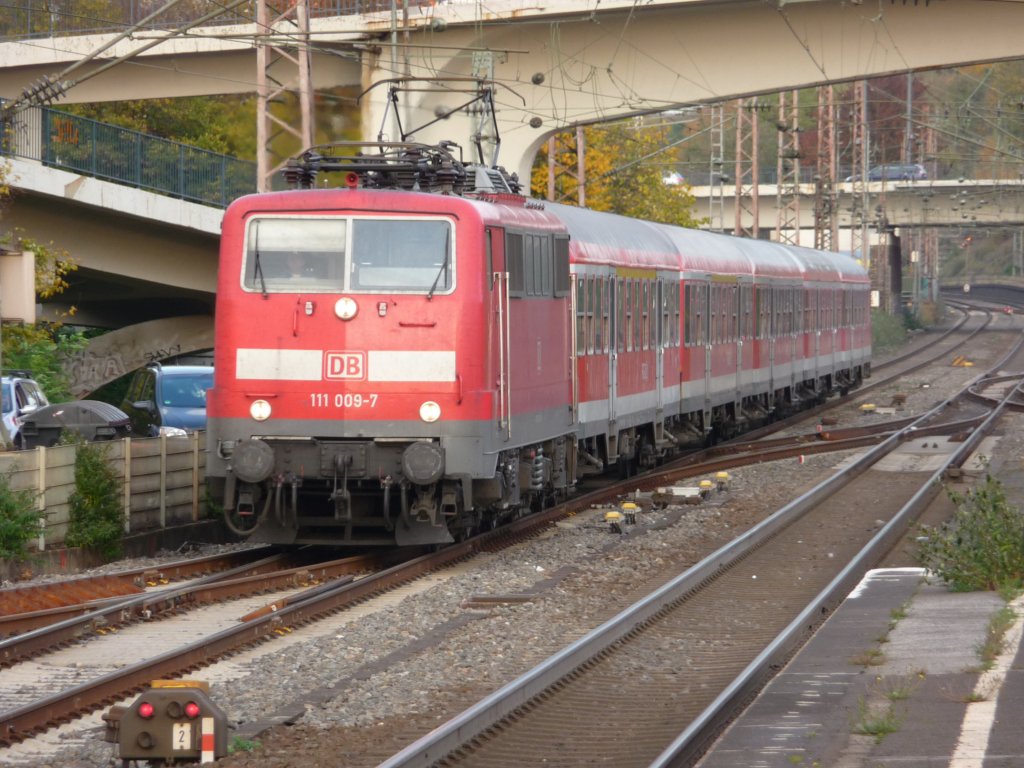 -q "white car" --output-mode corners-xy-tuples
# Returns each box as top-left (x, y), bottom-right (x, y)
(2, 372), (49, 449)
